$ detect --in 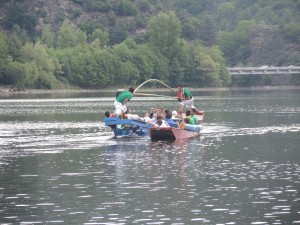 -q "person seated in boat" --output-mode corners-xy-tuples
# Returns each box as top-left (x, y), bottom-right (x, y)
(190, 108), (199, 125)
(165, 112), (178, 128)
(141, 111), (151, 123)
(104, 111), (116, 129)
(163, 109), (169, 117)
(172, 110), (180, 119)
(148, 115), (169, 128)
(104, 110), (116, 118)
(164, 109), (175, 120)
(157, 107), (165, 116)
(105, 111), (111, 118)
(179, 118), (190, 129)
(147, 113), (157, 126)
(149, 108), (158, 119)
(149, 108), (164, 120)
(156, 115), (169, 128)
(148, 109), (157, 122)
(149, 108), (155, 119)
(185, 109), (195, 125)
(145, 112), (152, 122)
(113, 87), (135, 118)
(152, 107), (165, 118)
